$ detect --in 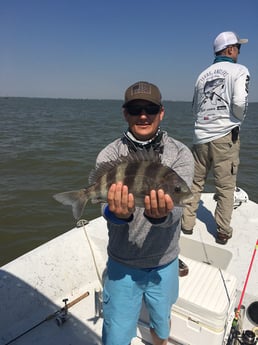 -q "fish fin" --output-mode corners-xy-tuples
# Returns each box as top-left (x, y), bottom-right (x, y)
(53, 189), (89, 220)
(89, 147), (161, 184)
(131, 146), (160, 163)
